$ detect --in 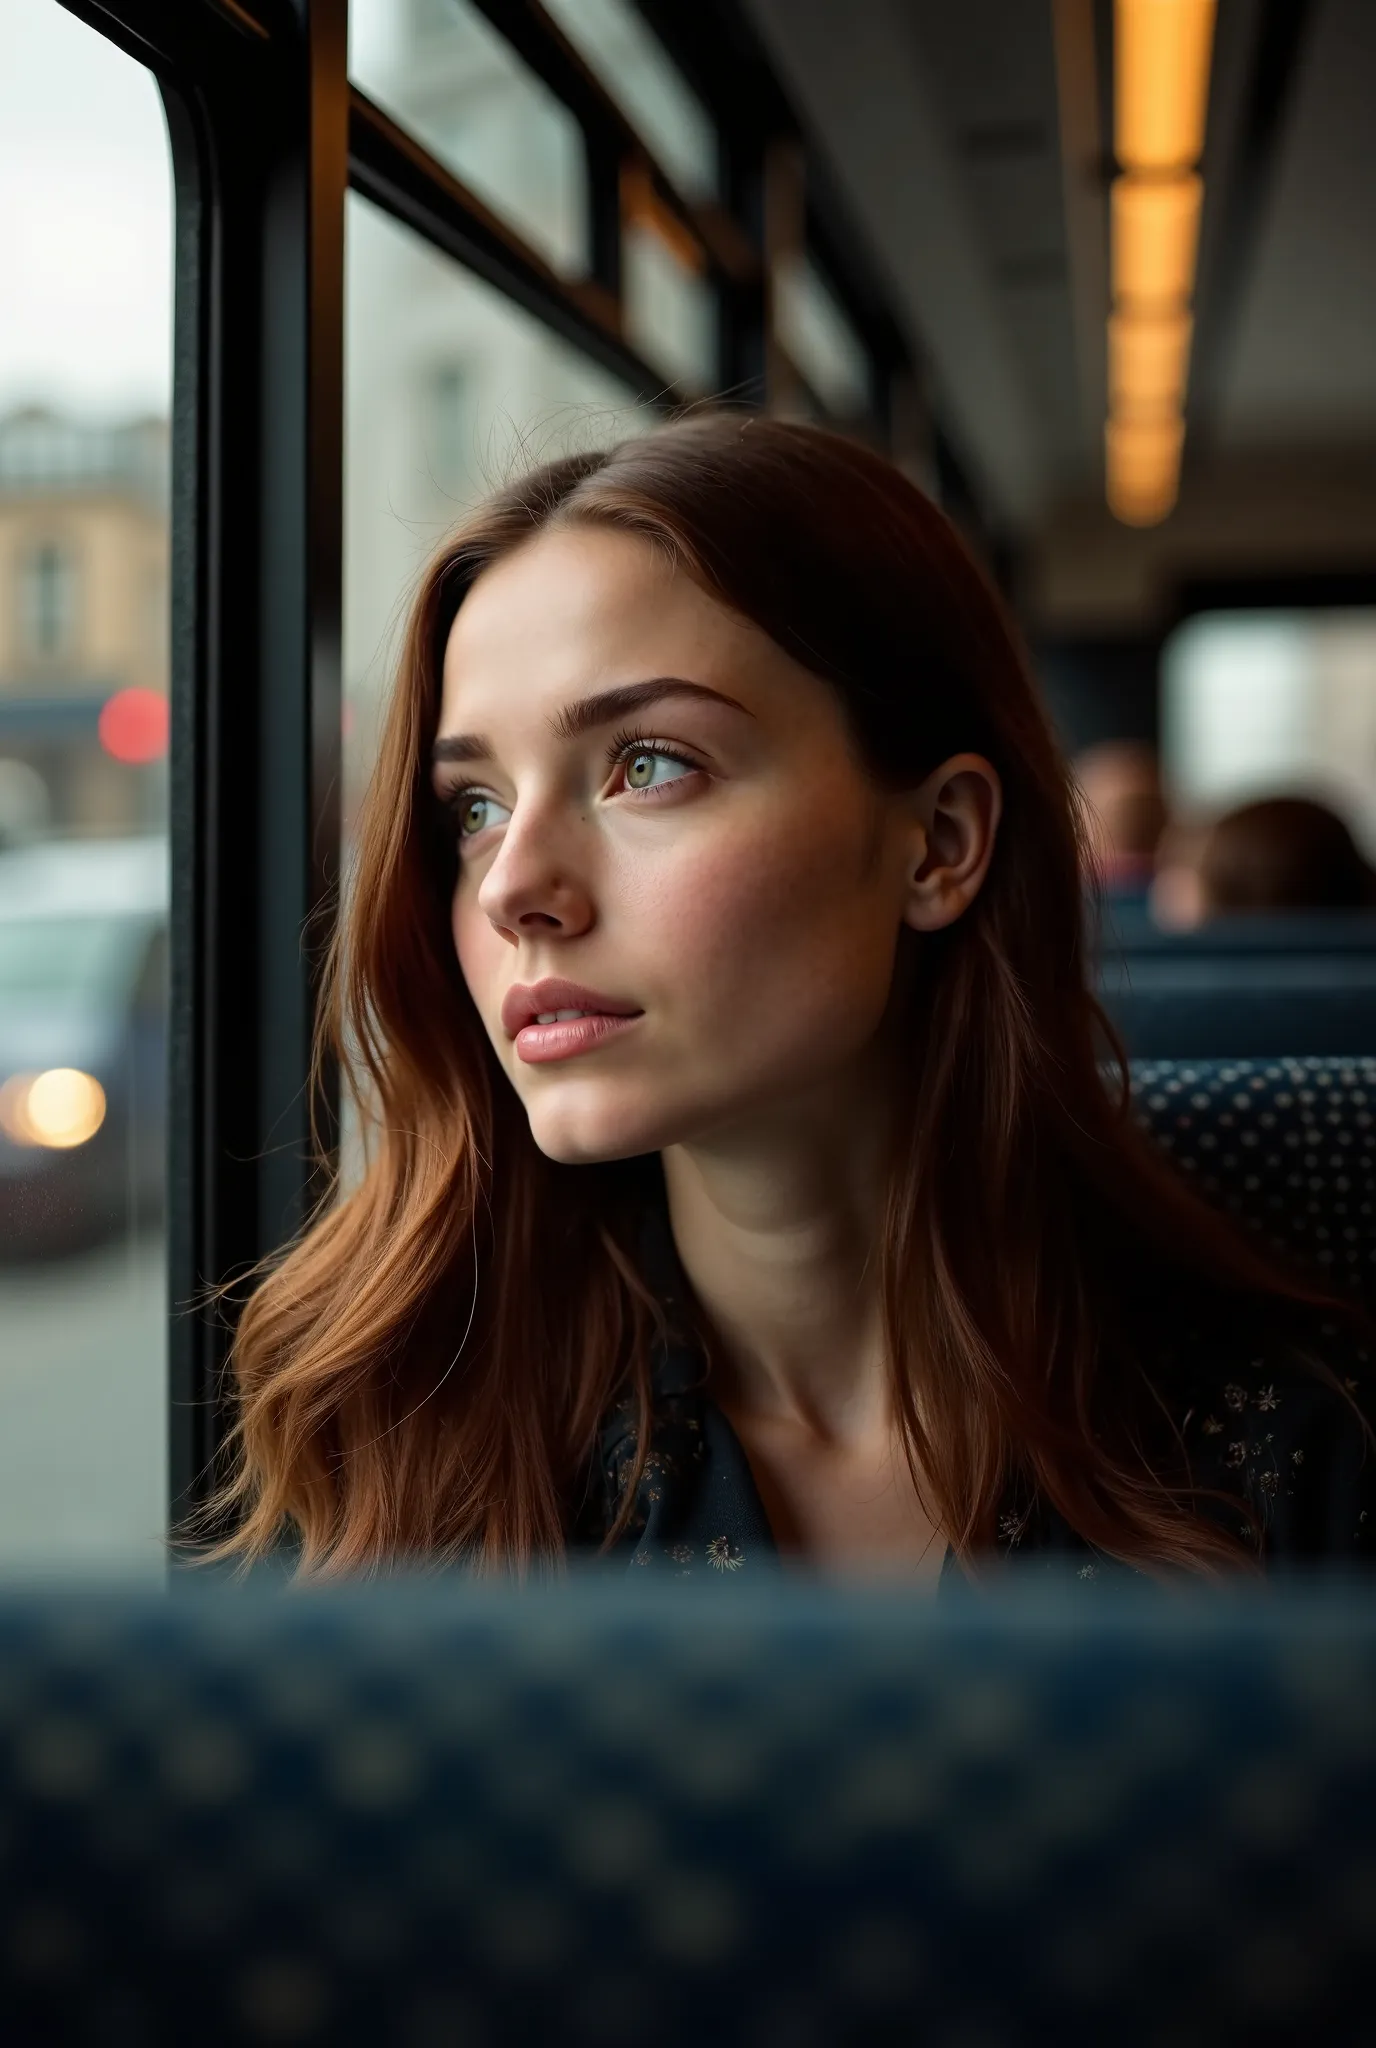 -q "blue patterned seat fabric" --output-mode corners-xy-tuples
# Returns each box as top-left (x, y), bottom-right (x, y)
(1125, 1056), (1376, 1309)
(0, 1577), (1373, 2045)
